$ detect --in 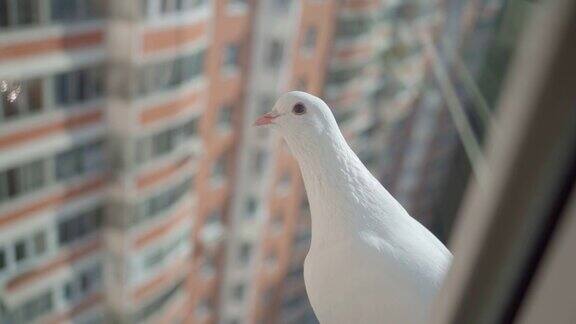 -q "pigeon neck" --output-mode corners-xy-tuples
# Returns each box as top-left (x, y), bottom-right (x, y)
(287, 133), (374, 247)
